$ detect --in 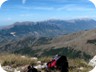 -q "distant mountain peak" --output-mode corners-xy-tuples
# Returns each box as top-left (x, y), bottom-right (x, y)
(0, 18), (96, 38)
(69, 18), (94, 21)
